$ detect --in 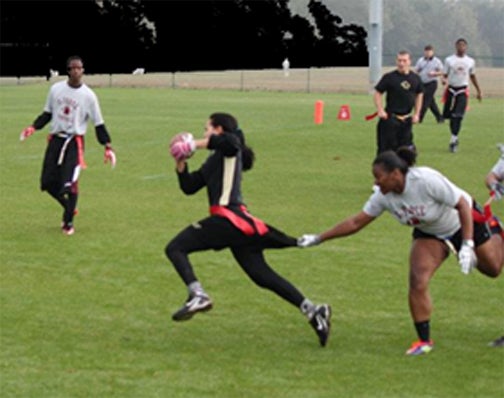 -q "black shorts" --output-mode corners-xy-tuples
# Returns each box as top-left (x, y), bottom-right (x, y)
(40, 135), (80, 194)
(168, 215), (297, 253)
(412, 202), (493, 252)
